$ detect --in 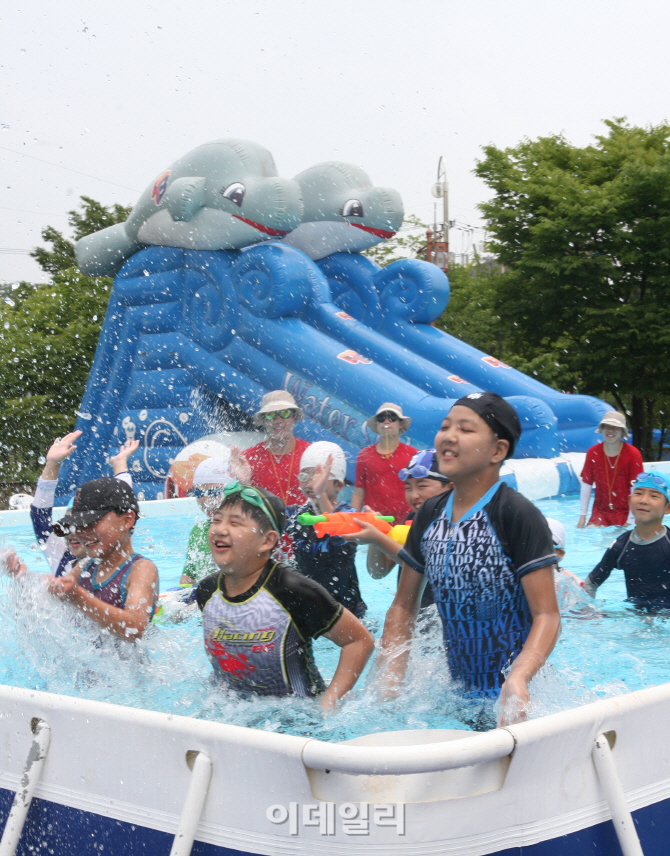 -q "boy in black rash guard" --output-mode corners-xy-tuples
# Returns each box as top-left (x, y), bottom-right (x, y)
(196, 482), (374, 710)
(377, 392), (560, 726)
(584, 472), (670, 606)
